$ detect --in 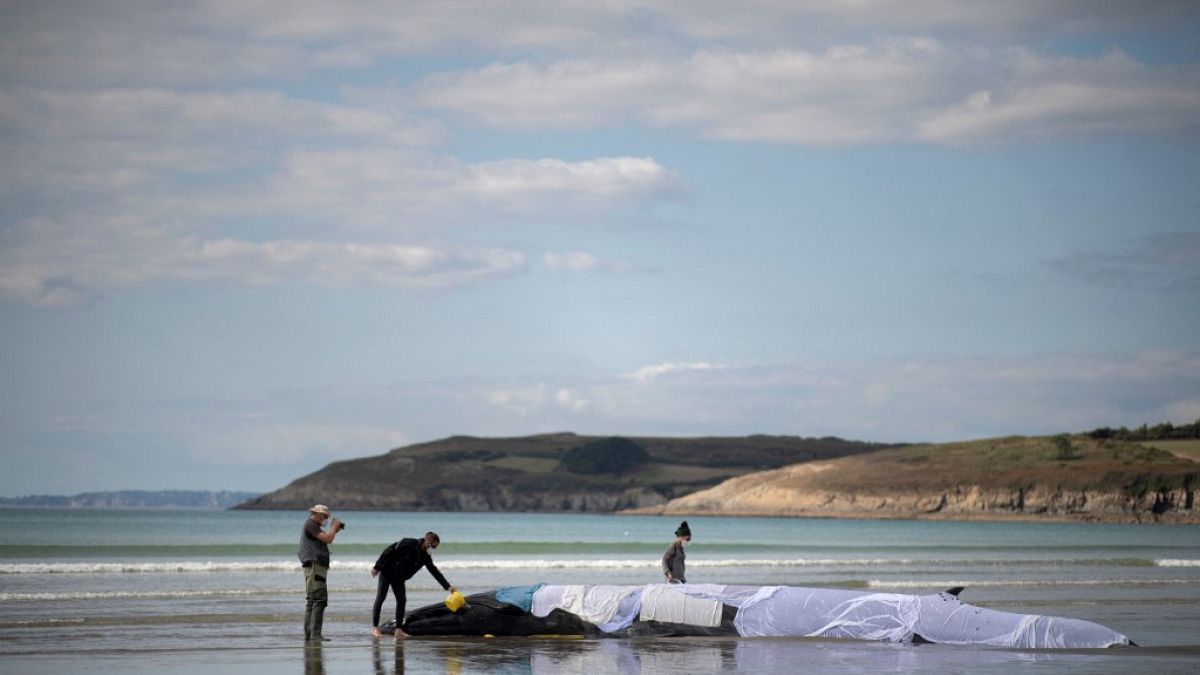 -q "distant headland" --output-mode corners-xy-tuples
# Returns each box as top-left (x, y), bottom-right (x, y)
(235, 433), (893, 513)
(0, 490), (262, 509)
(238, 422), (1199, 524)
(628, 433), (1200, 524)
